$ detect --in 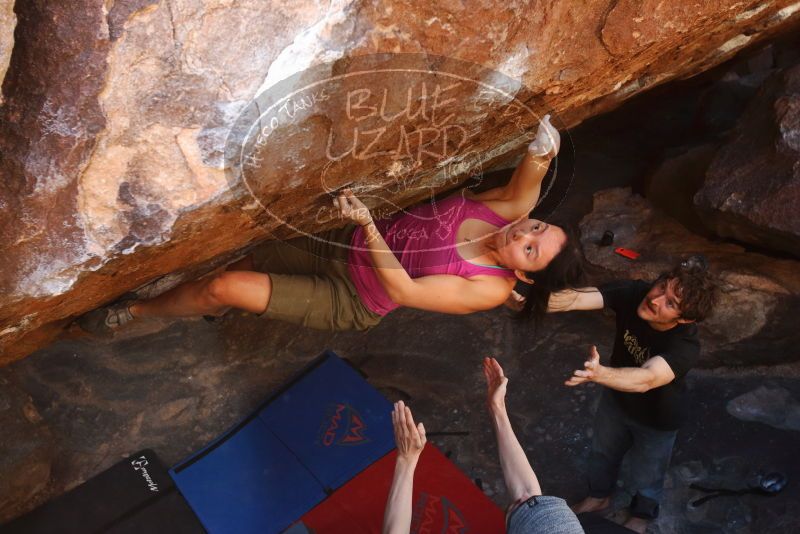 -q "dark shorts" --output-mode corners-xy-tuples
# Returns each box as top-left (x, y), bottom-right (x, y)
(250, 226), (382, 332)
(506, 495), (584, 534)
